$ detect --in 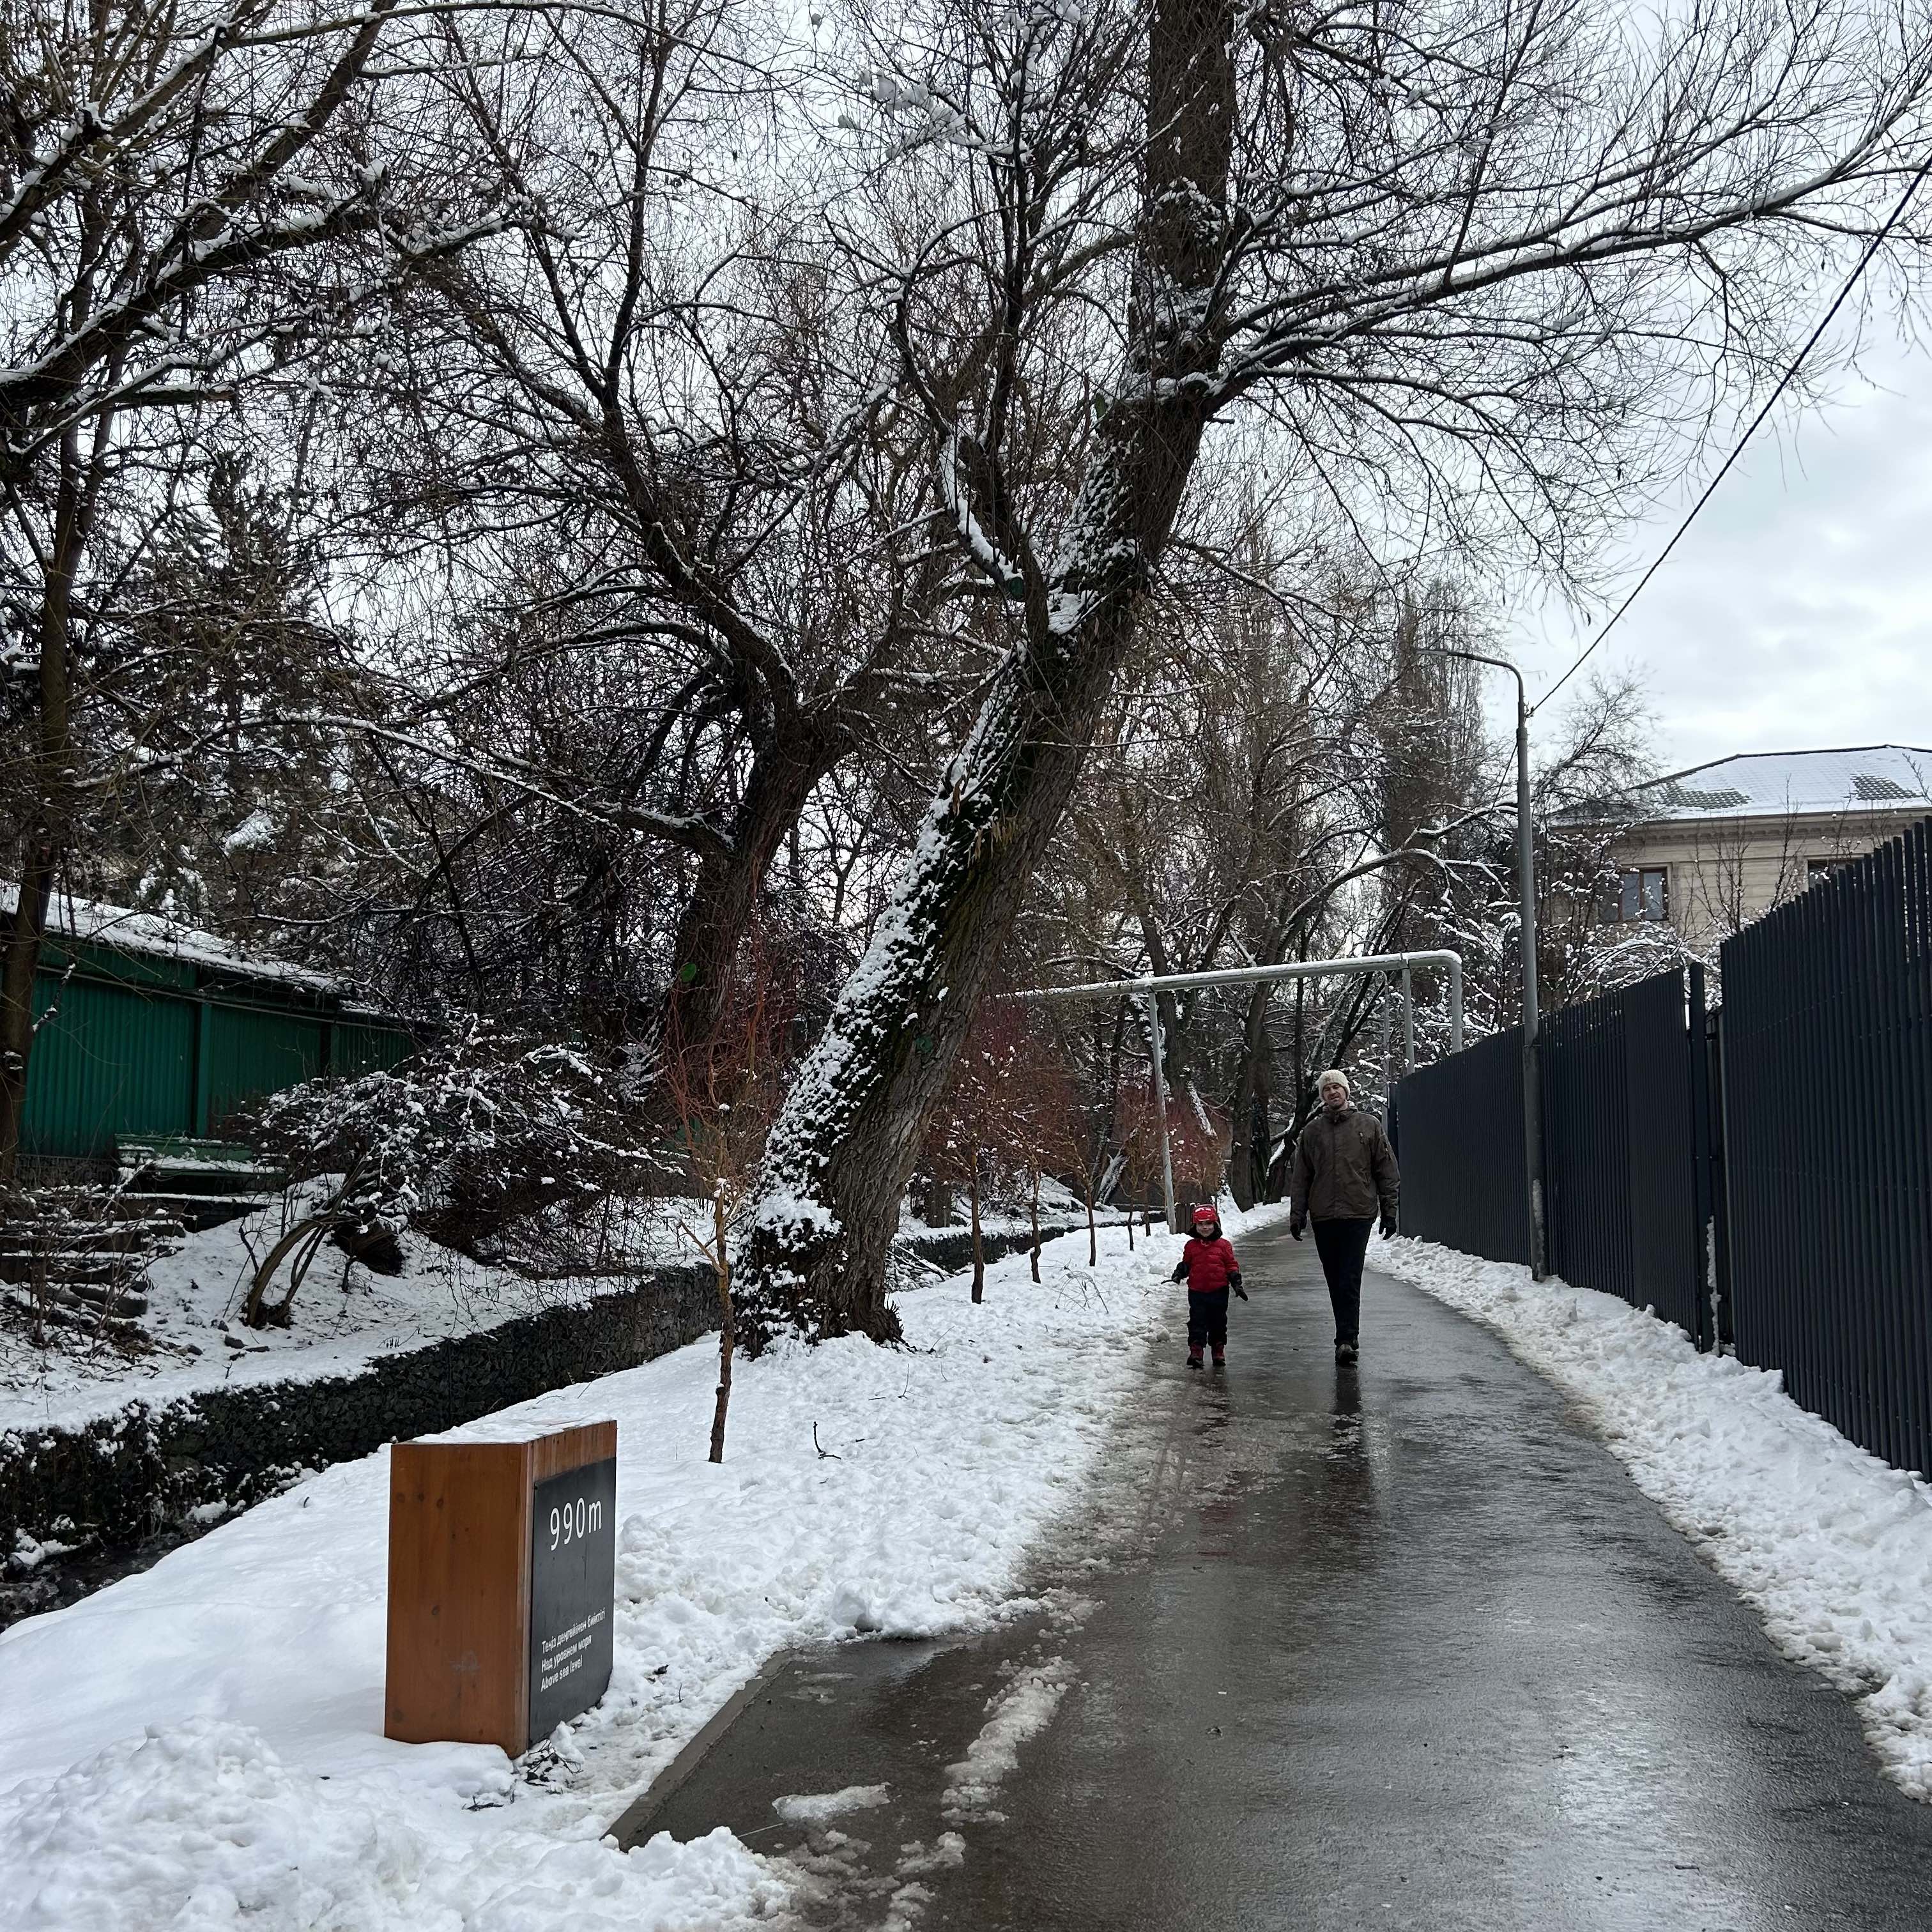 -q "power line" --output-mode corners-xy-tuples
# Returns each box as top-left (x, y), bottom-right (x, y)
(1535, 160), (1932, 715)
